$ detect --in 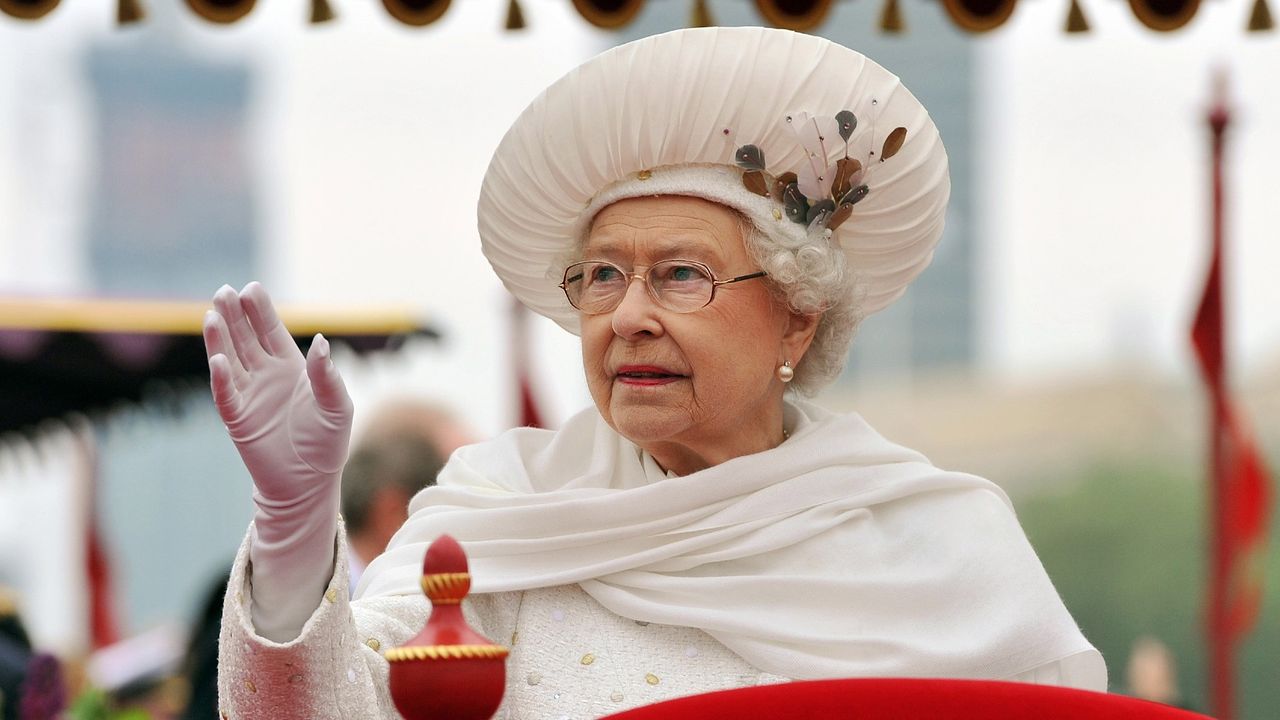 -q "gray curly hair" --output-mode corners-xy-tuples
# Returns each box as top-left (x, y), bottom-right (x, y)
(736, 214), (863, 395)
